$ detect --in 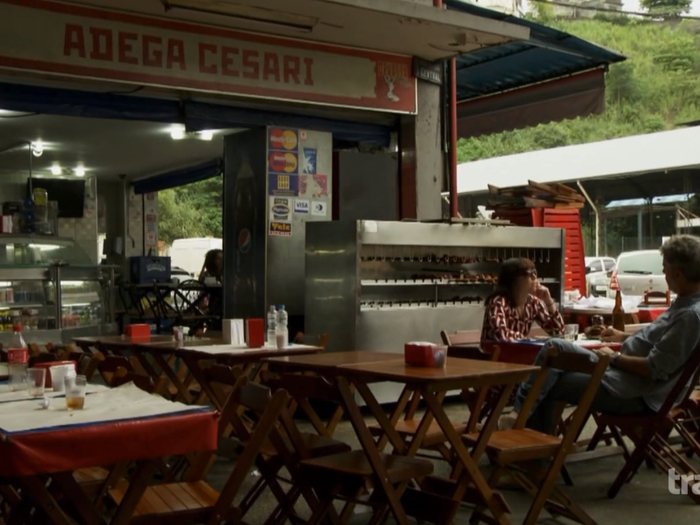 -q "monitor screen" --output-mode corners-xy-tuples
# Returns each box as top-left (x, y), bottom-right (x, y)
(27, 177), (86, 218)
